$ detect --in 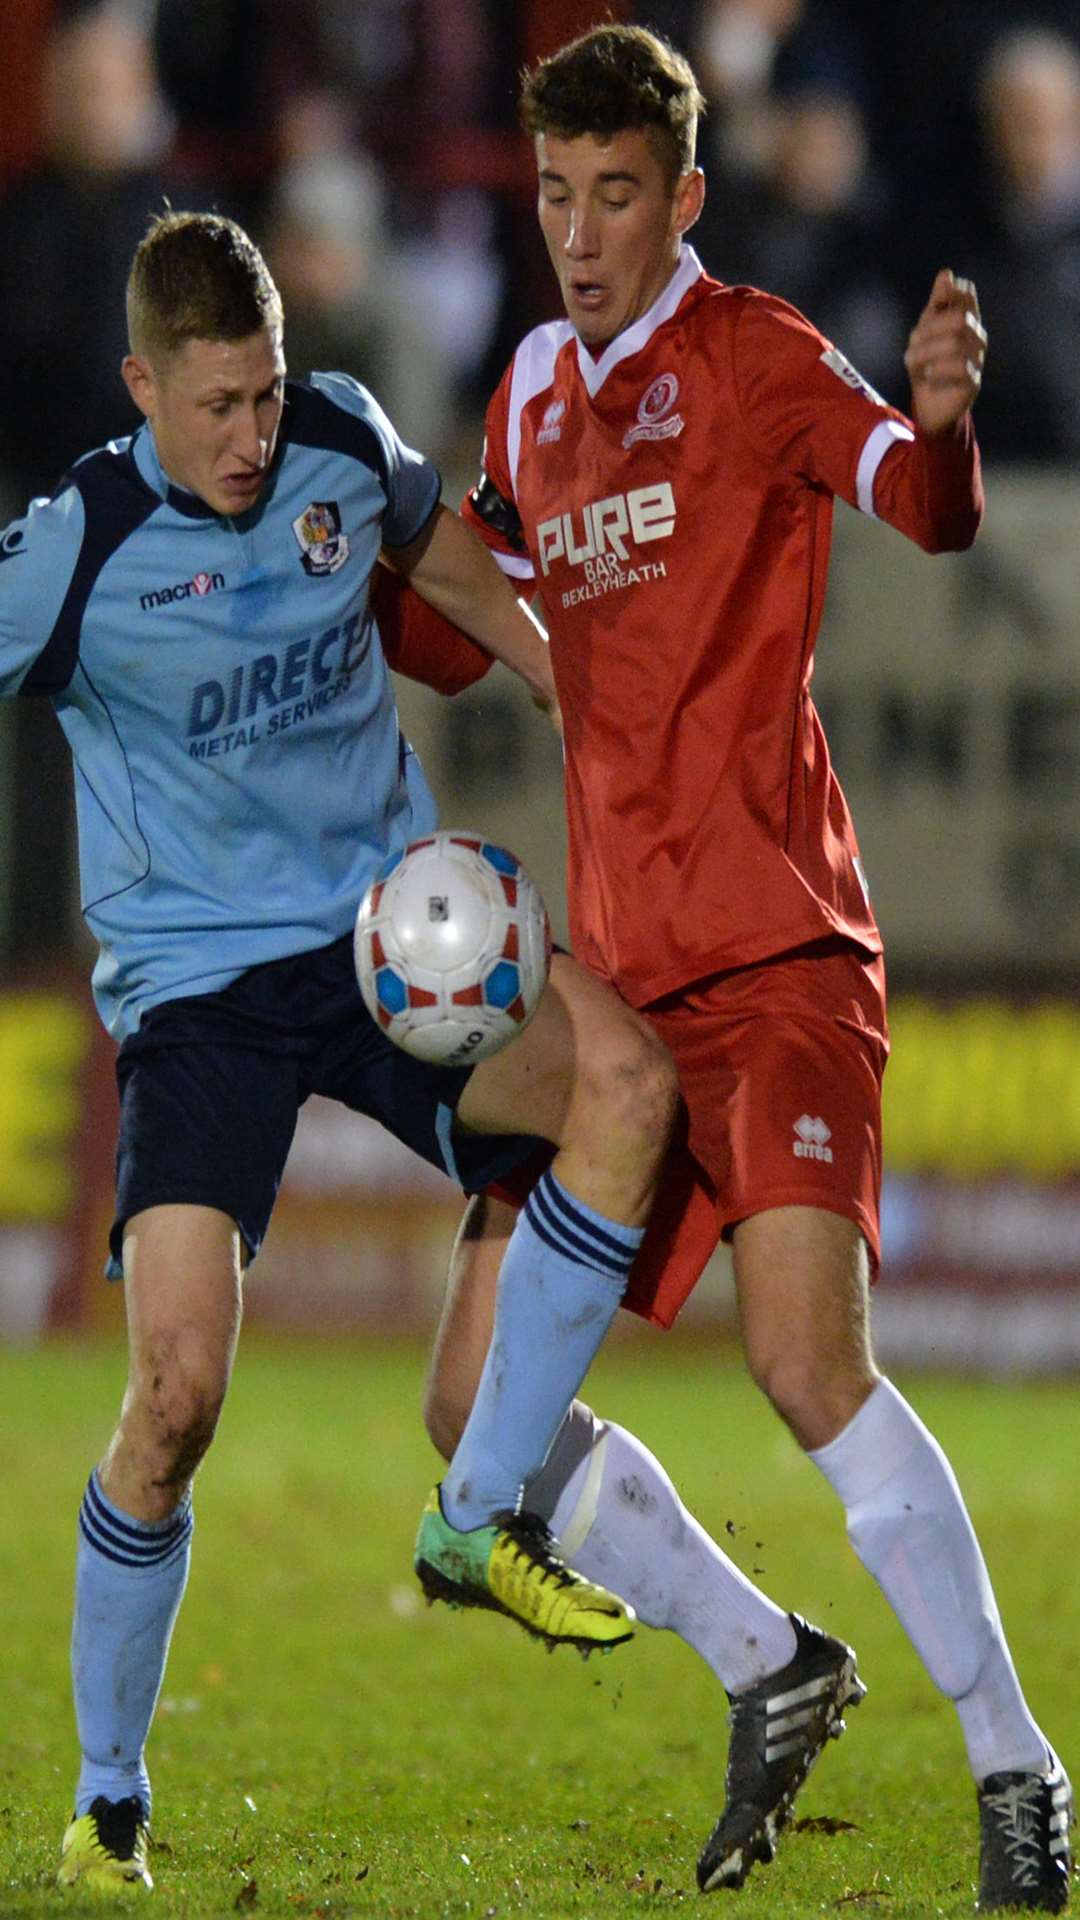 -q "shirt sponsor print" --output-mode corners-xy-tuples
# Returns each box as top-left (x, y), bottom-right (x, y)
(185, 609), (372, 759)
(536, 482), (676, 608)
